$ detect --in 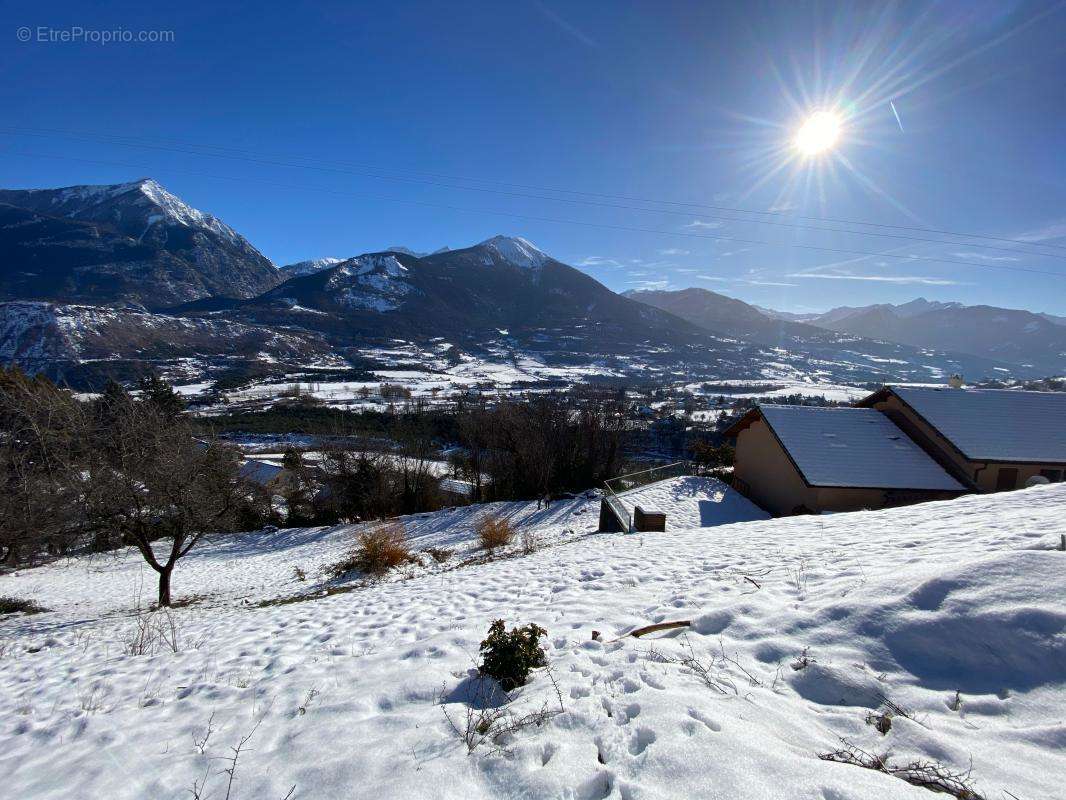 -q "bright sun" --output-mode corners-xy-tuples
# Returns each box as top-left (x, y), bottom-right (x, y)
(794, 110), (842, 156)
